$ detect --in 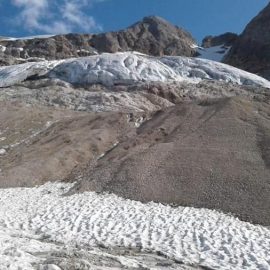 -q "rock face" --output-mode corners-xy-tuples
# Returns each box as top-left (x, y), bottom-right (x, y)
(0, 16), (196, 66)
(202, 32), (238, 48)
(225, 3), (270, 79)
(0, 34), (97, 66)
